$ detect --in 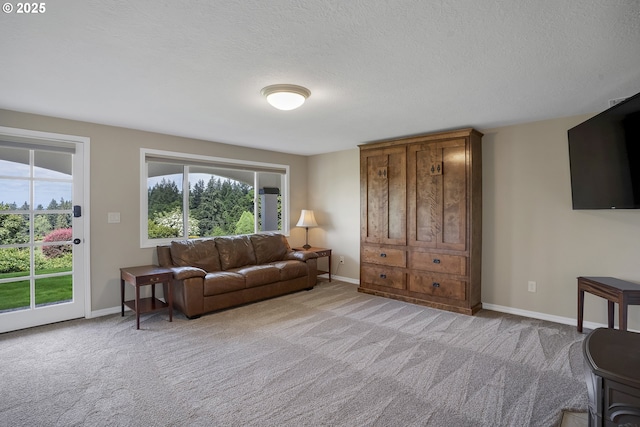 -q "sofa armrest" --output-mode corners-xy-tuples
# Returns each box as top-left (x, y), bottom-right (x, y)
(170, 266), (207, 280)
(285, 250), (319, 262)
